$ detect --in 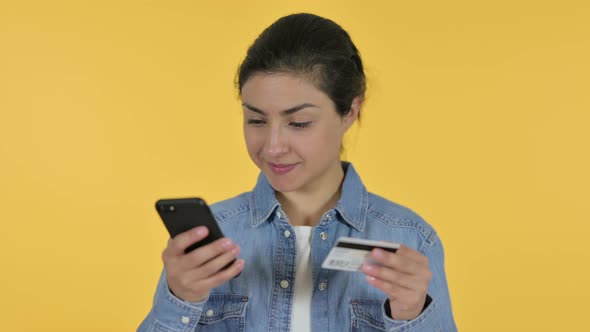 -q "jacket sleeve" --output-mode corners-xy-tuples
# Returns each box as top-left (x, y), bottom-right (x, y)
(381, 232), (458, 332)
(137, 269), (209, 332)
